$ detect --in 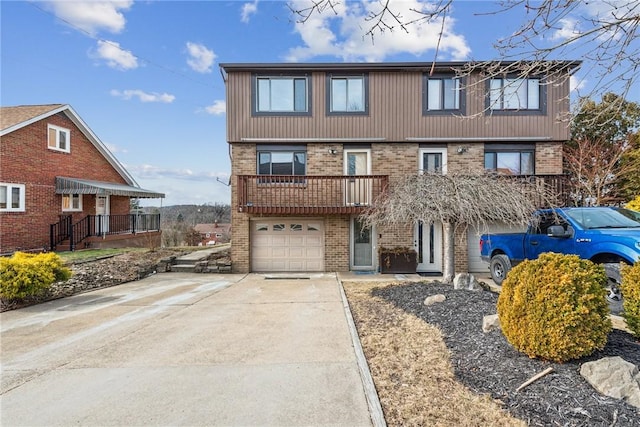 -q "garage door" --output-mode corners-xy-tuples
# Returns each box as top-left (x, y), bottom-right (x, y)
(251, 219), (324, 272)
(468, 223), (527, 273)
